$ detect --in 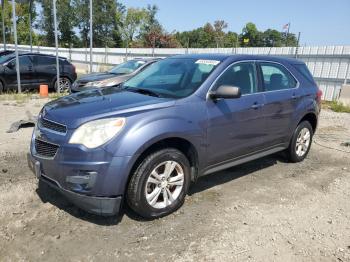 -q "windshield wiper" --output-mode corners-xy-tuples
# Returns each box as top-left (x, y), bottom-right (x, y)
(126, 87), (162, 97)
